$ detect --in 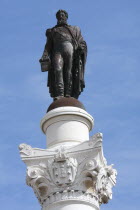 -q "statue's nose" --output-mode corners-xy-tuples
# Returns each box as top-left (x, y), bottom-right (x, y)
(60, 14), (64, 18)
